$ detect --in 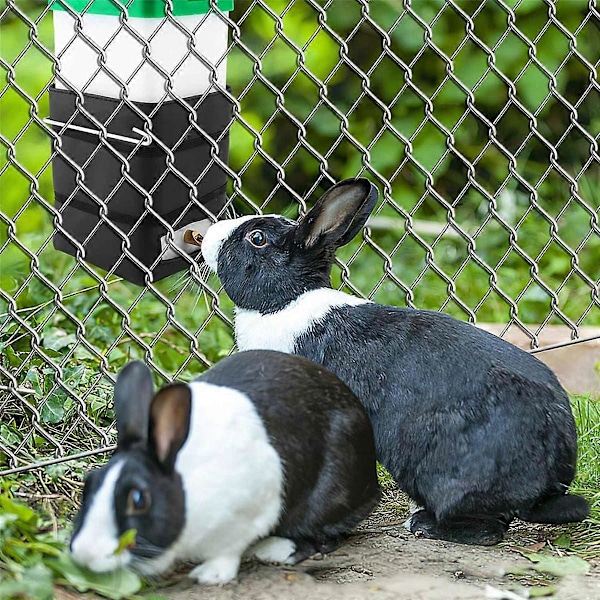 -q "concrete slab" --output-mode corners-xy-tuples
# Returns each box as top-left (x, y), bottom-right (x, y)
(479, 324), (600, 397)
